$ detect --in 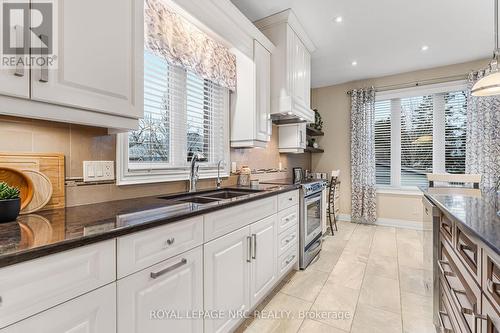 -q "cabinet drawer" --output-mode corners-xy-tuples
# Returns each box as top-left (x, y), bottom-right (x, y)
(440, 279), (462, 333)
(204, 196), (277, 241)
(0, 240), (115, 328)
(4, 283), (116, 333)
(278, 243), (297, 278)
(441, 214), (454, 245)
(482, 295), (500, 333)
(439, 240), (481, 333)
(483, 249), (500, 312)
(118, 246), (203, 333)
(455, 224), (481, 283)
(278, 190), (299, 211)
(278, 225), (298, 256)
(277, 205), (298, 234)
(117, 216), (203, 278)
